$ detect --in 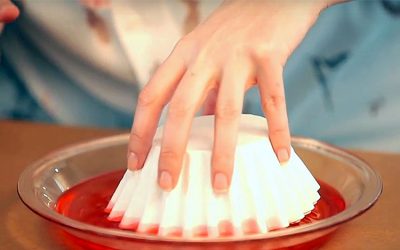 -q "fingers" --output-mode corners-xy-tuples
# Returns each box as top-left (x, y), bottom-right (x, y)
(202, 88), (218, 115)
(0, 0), (19, 23)
(80, 0), (110, 10)
(257, 60), (291, 164)
(127, 53), (185, 171)
(212, 61), (249, 193)
(158, 66), (214, 191)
